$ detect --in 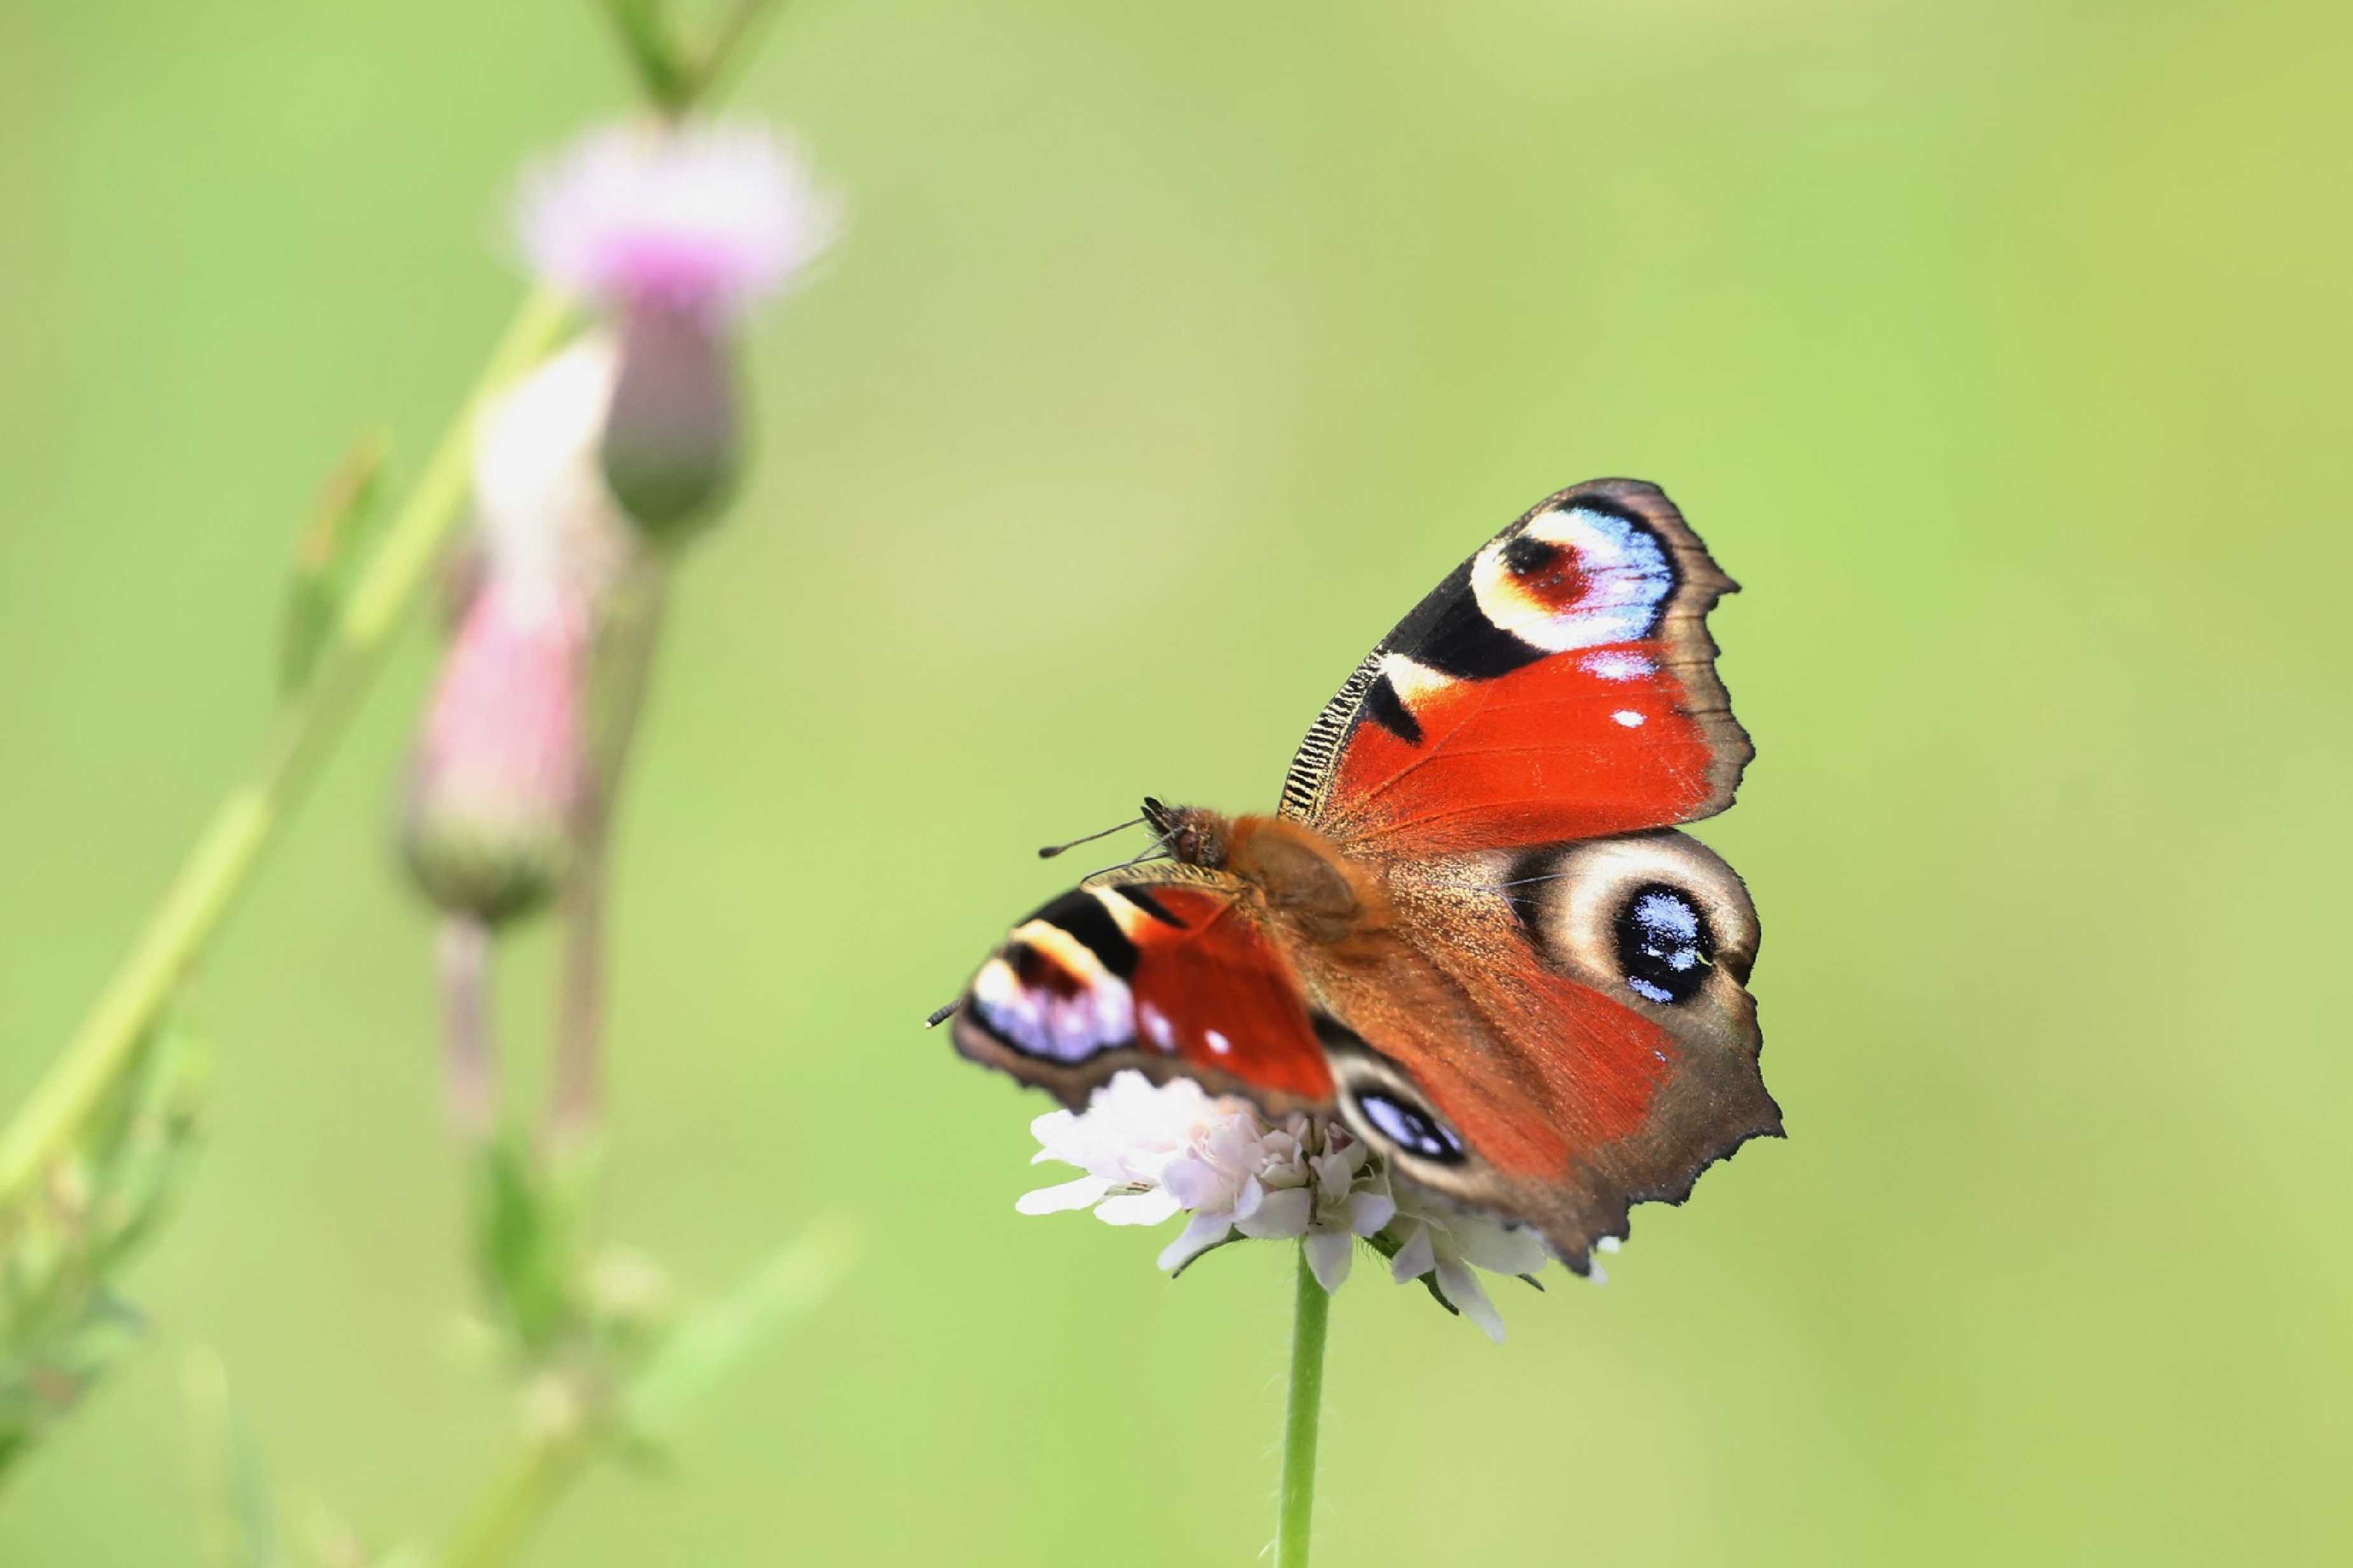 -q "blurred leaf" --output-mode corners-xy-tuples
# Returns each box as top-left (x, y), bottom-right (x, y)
(184, 1348), (285, 1568)
(621, 1216), (857, 1448)
(469, 1139), (581, 1356)
(89, 1021), (209, 1270)
(279, 433), (389, 696)
(0, 1291), (150, 1485)
(0, 1016), (208, 1488)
